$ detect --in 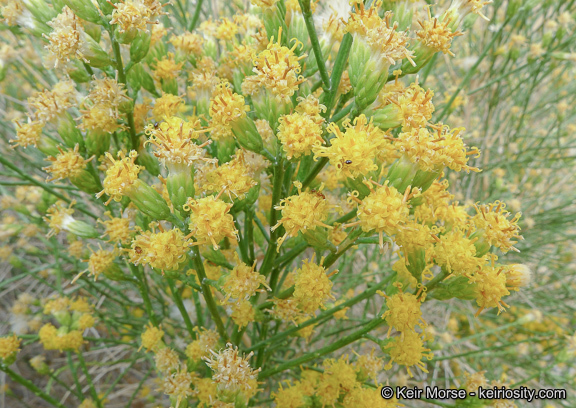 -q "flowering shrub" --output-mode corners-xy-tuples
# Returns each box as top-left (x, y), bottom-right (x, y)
(0, 0), (575, 407)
